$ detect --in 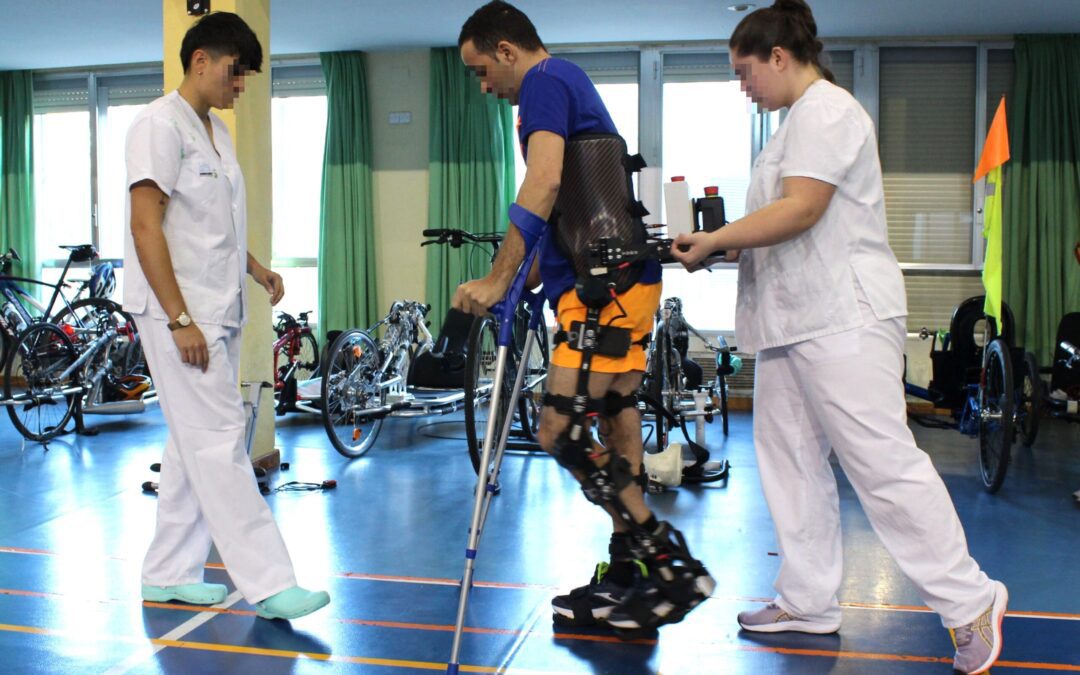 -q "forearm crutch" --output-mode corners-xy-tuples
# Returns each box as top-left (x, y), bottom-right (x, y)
(447, 247), (544, 674)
